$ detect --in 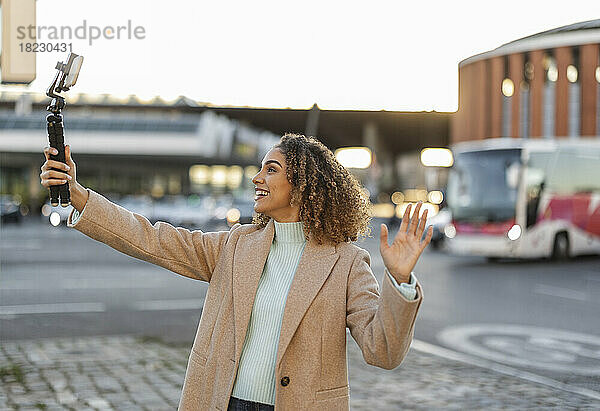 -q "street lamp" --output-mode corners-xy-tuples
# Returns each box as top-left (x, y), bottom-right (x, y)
(420, 148), (454, 191)
(420, 148), (453, 167)
(334, 147), (372, 169)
